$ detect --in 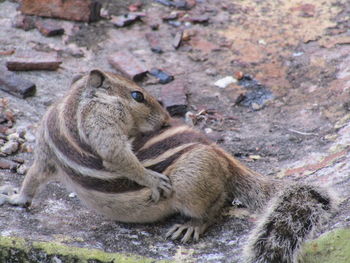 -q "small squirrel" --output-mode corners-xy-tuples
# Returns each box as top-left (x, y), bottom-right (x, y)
(0, 70), (336, 262)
